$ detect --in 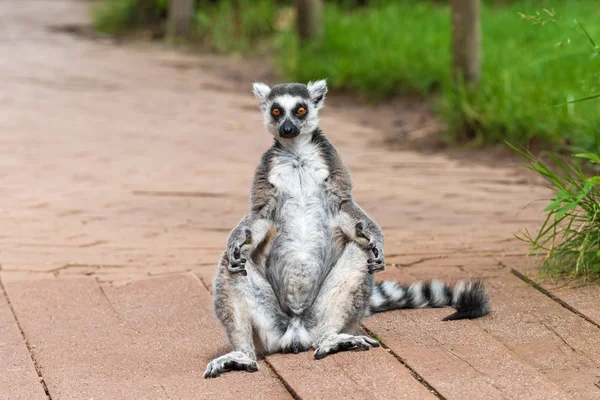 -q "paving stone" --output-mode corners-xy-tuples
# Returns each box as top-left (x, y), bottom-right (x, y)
(266, 345), (437, 400)
(479, 275), (600, 399)
(0, 284), (46, 400)
(505, 255), (600, 331)
(548, 285), (600, 328)
(3, 277), (165, 399)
